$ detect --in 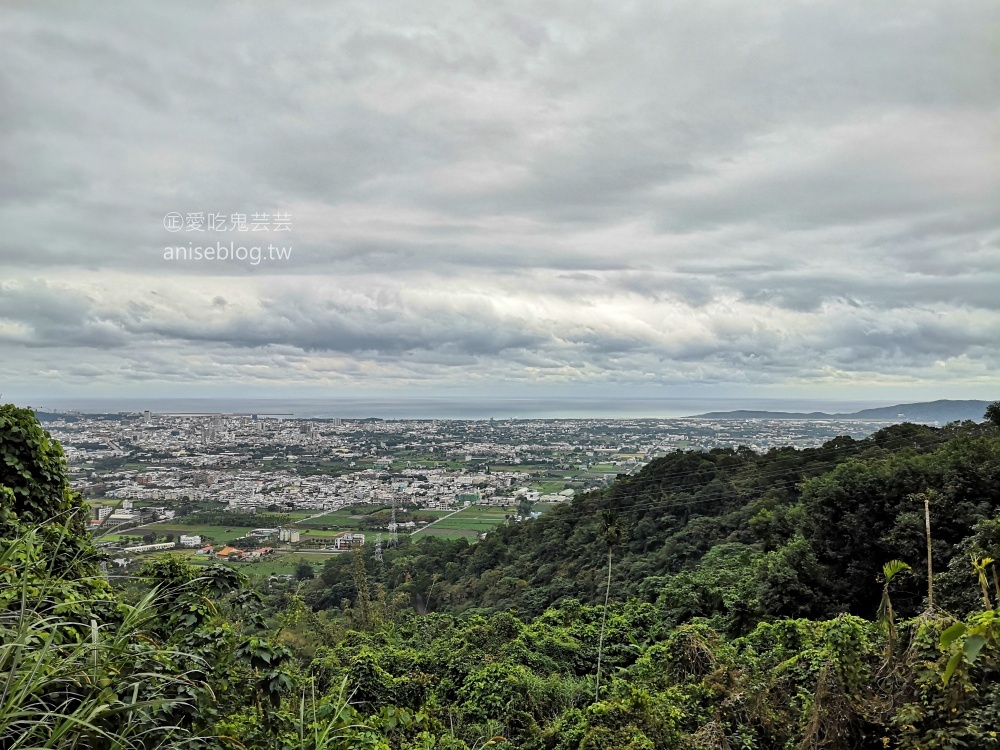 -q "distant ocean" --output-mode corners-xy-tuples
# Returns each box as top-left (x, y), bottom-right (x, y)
(31, 397), (889, 420)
